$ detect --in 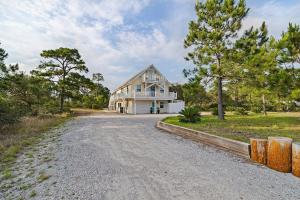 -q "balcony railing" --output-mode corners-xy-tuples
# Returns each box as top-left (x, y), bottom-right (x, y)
(111, 91), (177, 100)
